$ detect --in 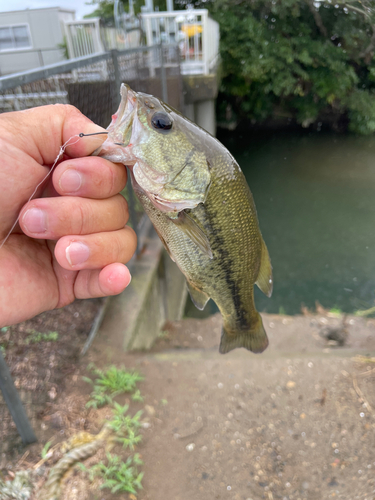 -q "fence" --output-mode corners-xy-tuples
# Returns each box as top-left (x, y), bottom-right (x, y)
(62, 10), (219, 76)
(0, 44), (182, 121)
(64, 18), (143, 59)
(141, 9), (219, 75)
